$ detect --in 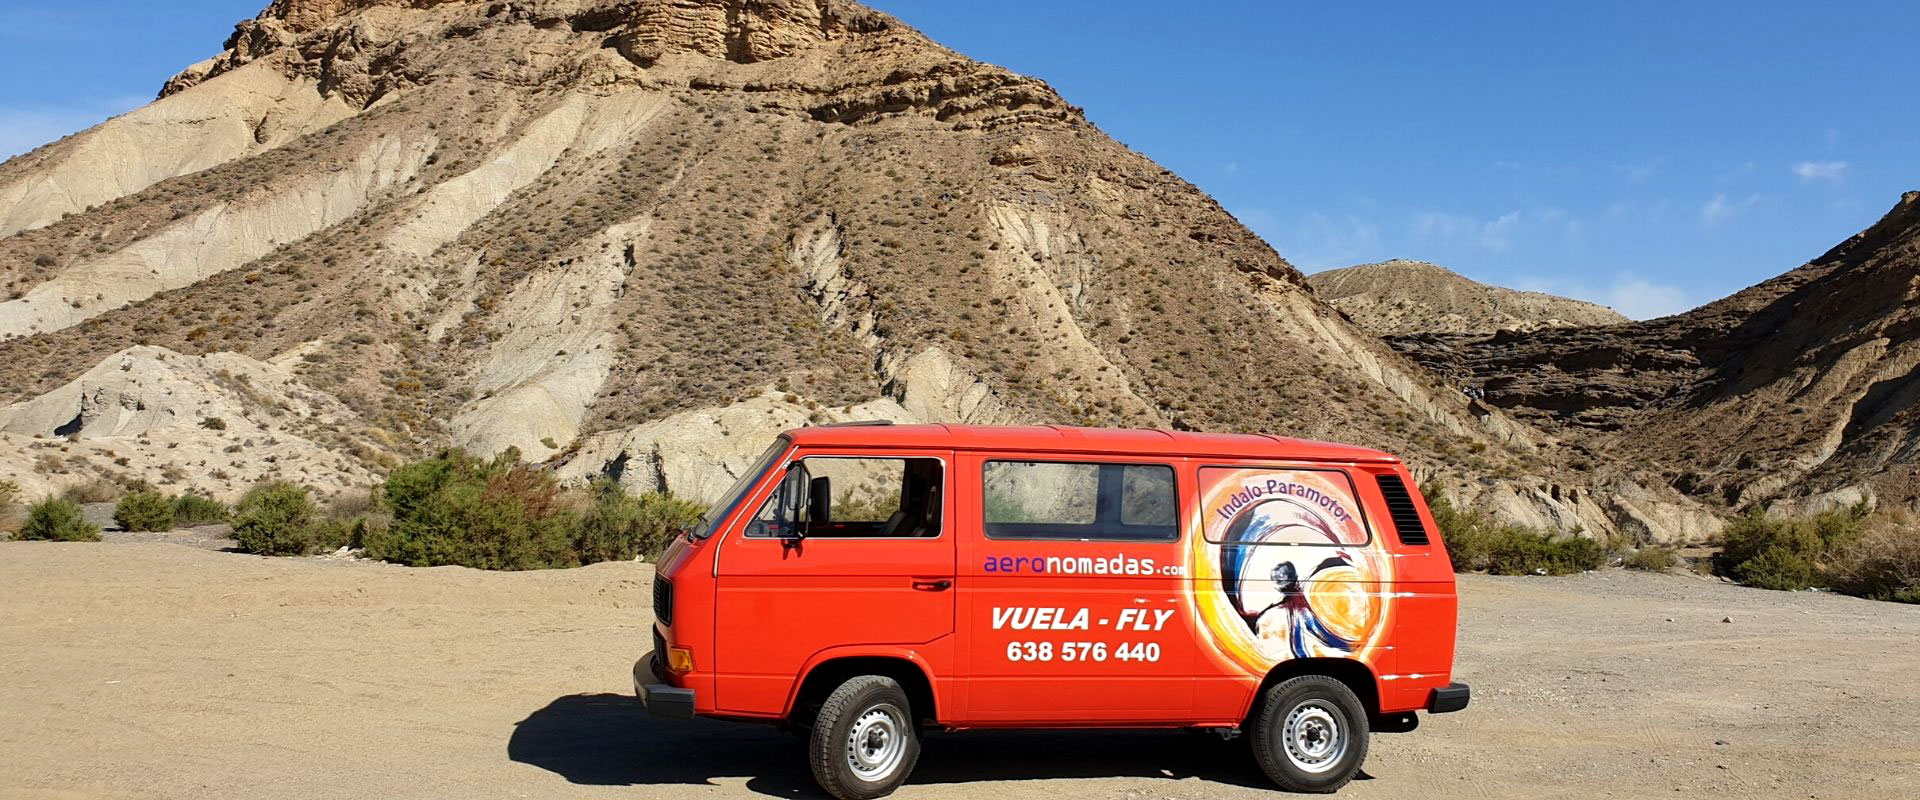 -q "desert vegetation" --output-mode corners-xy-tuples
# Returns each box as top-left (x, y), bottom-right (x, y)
(15, 497), (101, 542)
(0, 478), (19, 518)
(112, 490), (176, 532)
(1422, 485), (1918, 604)
(171, 492), (231, 527)
(1423, 489), (1606, 576)
(230, 481), (351, 556)
(105, 488), (232, 533)
(359, 448), (703, 570)
(1711, 506), (1919, 603)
